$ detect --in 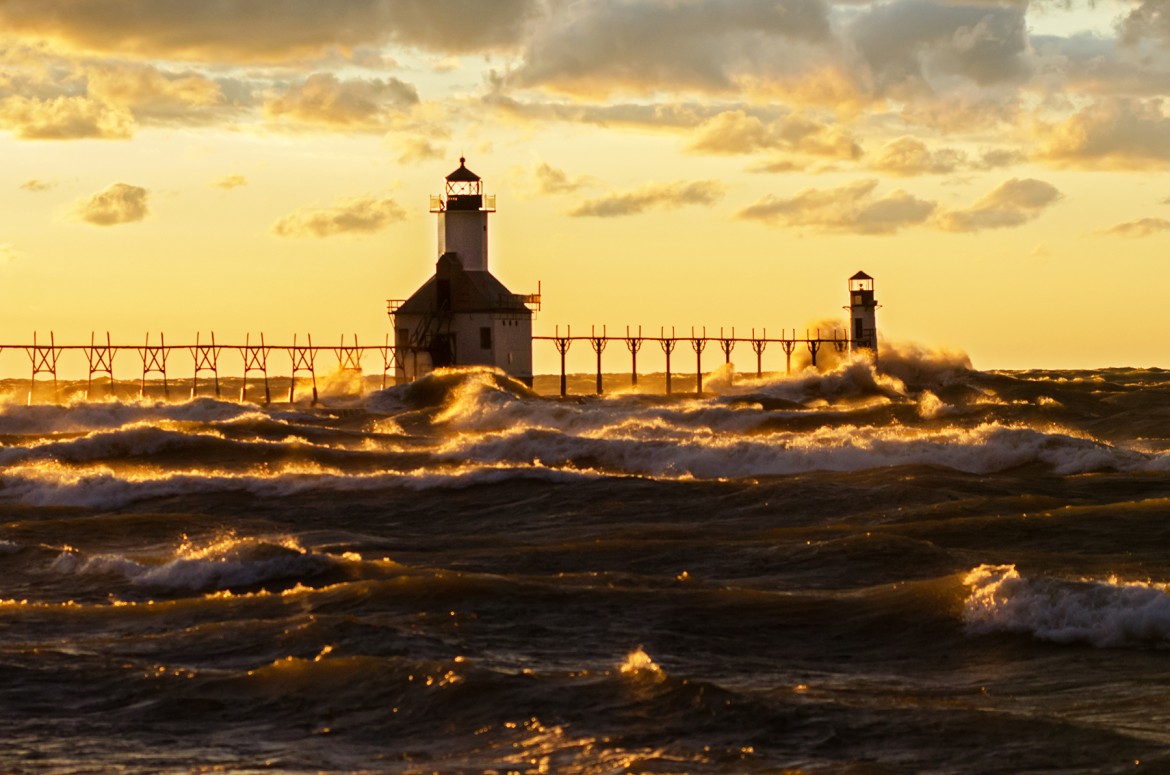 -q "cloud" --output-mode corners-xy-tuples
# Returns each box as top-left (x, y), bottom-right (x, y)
(1030, 32), (1170, 98)
(0, 244), (24, 263)
(273, 195), (408, 238)
(1119, 0), (1170, 46)
(534, 162), (591, 195)
(569, 181), (725, 218)
(848, 0), (1032, 94)
(0, 95), (133, 139)
(867, 137), (1025, 176)
(212, 175), (248, 190)
(737, 177), (1060, 234)
(1094, 217), (1170, 238)
(483, 88), (732, 129)
(0, 0), (540, 61)
(20, 179), (55, 192)
(936, 178), (1062, 232)
(508, 0), (833, 95)
(396, 137), (446, 164)
(686, 110), (861, 160)
(265, 73), (418, 130)
(869, 137), (967, 176)
(897, 90), (1021, 133)
(74, 183), (149, 226)
(736, 179), (936, 234)
(1037, 98), (1170, 168)
(86, 62), (226, 120)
